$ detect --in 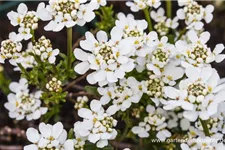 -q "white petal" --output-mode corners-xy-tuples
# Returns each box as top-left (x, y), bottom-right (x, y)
(78, 108), (93, 119)
(26, 128), (40, 143)
(52, 122), (64, 139)
(74, 62), (90, 74)
(39, 123), (51, 138)
(183, 111), (198, 122)
(200, 32), (210, 44)
(17, 3), (27, 15)
(24, 144), (38, 150)
(74, 48), (88, 61)
(96, 140), (108, 148)
(90, 100), (102, 112)
(96, 31), (108, 42)
(88, 133), (100, 143)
